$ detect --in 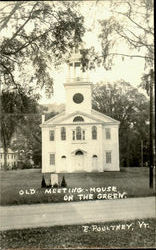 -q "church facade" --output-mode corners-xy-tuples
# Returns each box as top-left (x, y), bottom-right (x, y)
(41, 49), (120, 173)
